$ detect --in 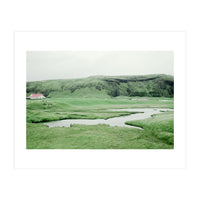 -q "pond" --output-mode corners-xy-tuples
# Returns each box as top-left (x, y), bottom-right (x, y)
(44, 108), (173, 129)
